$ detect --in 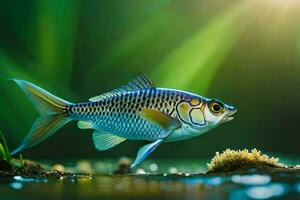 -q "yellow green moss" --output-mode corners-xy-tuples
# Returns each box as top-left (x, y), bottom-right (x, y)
(207, 149), (287, 172)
